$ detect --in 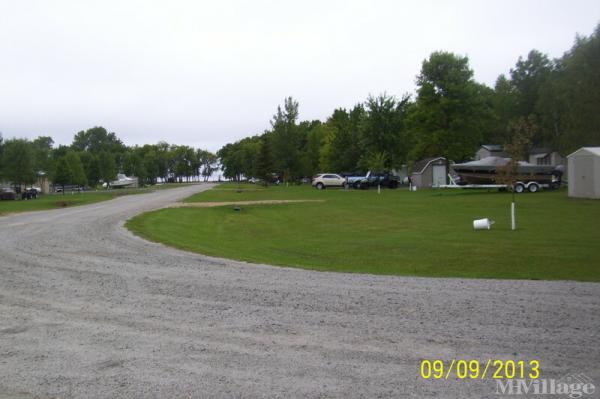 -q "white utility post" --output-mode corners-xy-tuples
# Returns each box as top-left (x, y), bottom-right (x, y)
(511, 201), (516, 230)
